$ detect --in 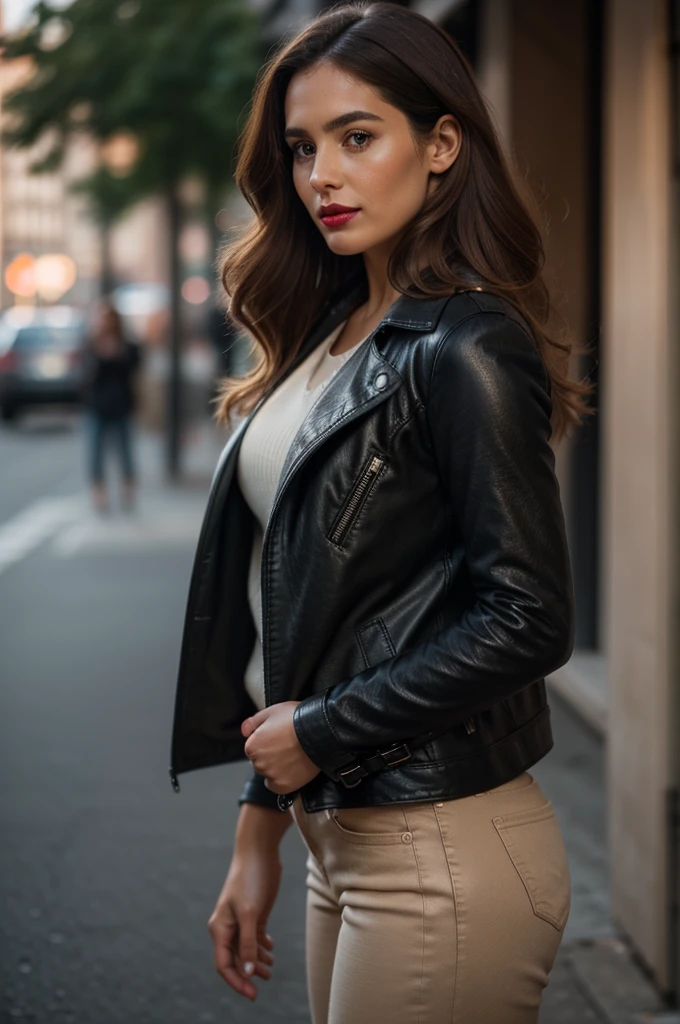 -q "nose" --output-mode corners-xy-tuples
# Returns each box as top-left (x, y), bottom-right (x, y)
(308, 143), (342, 193)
